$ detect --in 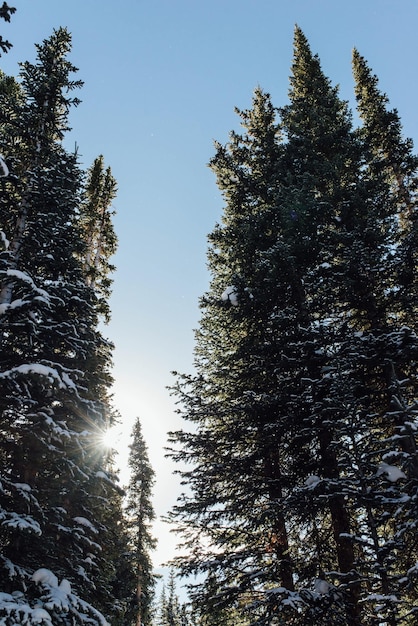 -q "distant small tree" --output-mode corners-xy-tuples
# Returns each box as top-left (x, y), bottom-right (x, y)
(126, 417), (157, 625)
(166, 568), (181, 626)
(153, 569), (192, 626)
